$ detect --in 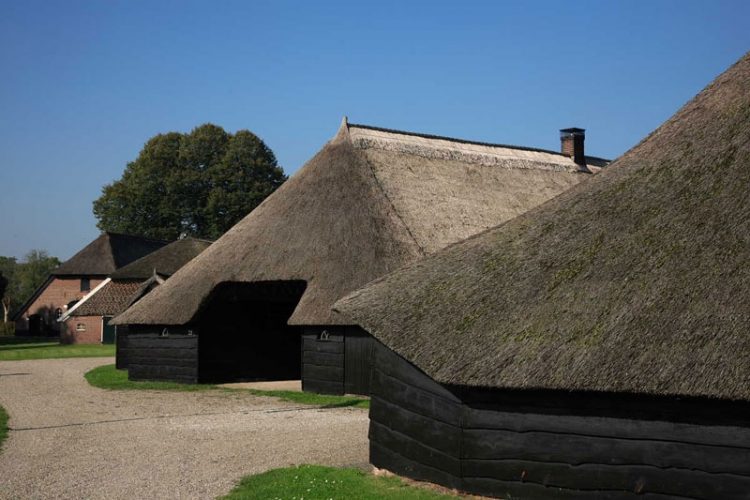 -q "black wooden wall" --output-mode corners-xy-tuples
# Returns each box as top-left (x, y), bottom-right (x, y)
(301, 326), (374, 396)
(115, 325), (129, 369)
(127, 326), (199, 384)
(302, 327), (345, 394)
(369, 341), (750, 499)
